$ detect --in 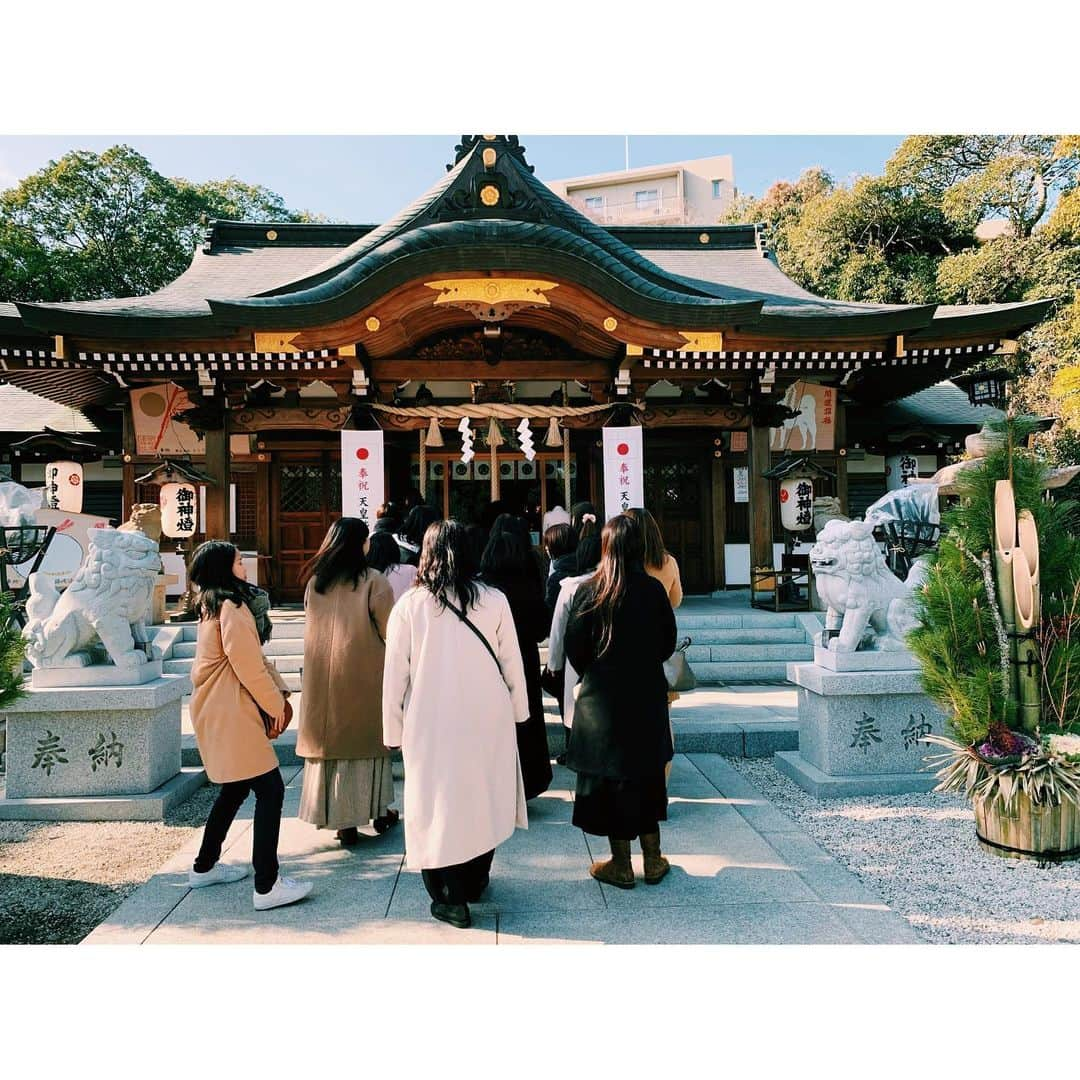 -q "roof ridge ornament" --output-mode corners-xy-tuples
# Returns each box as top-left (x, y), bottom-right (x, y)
(448, 135), (534, 172)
